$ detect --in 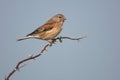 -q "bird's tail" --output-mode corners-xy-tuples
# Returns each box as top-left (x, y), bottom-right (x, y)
(17, 36), (31, 41)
